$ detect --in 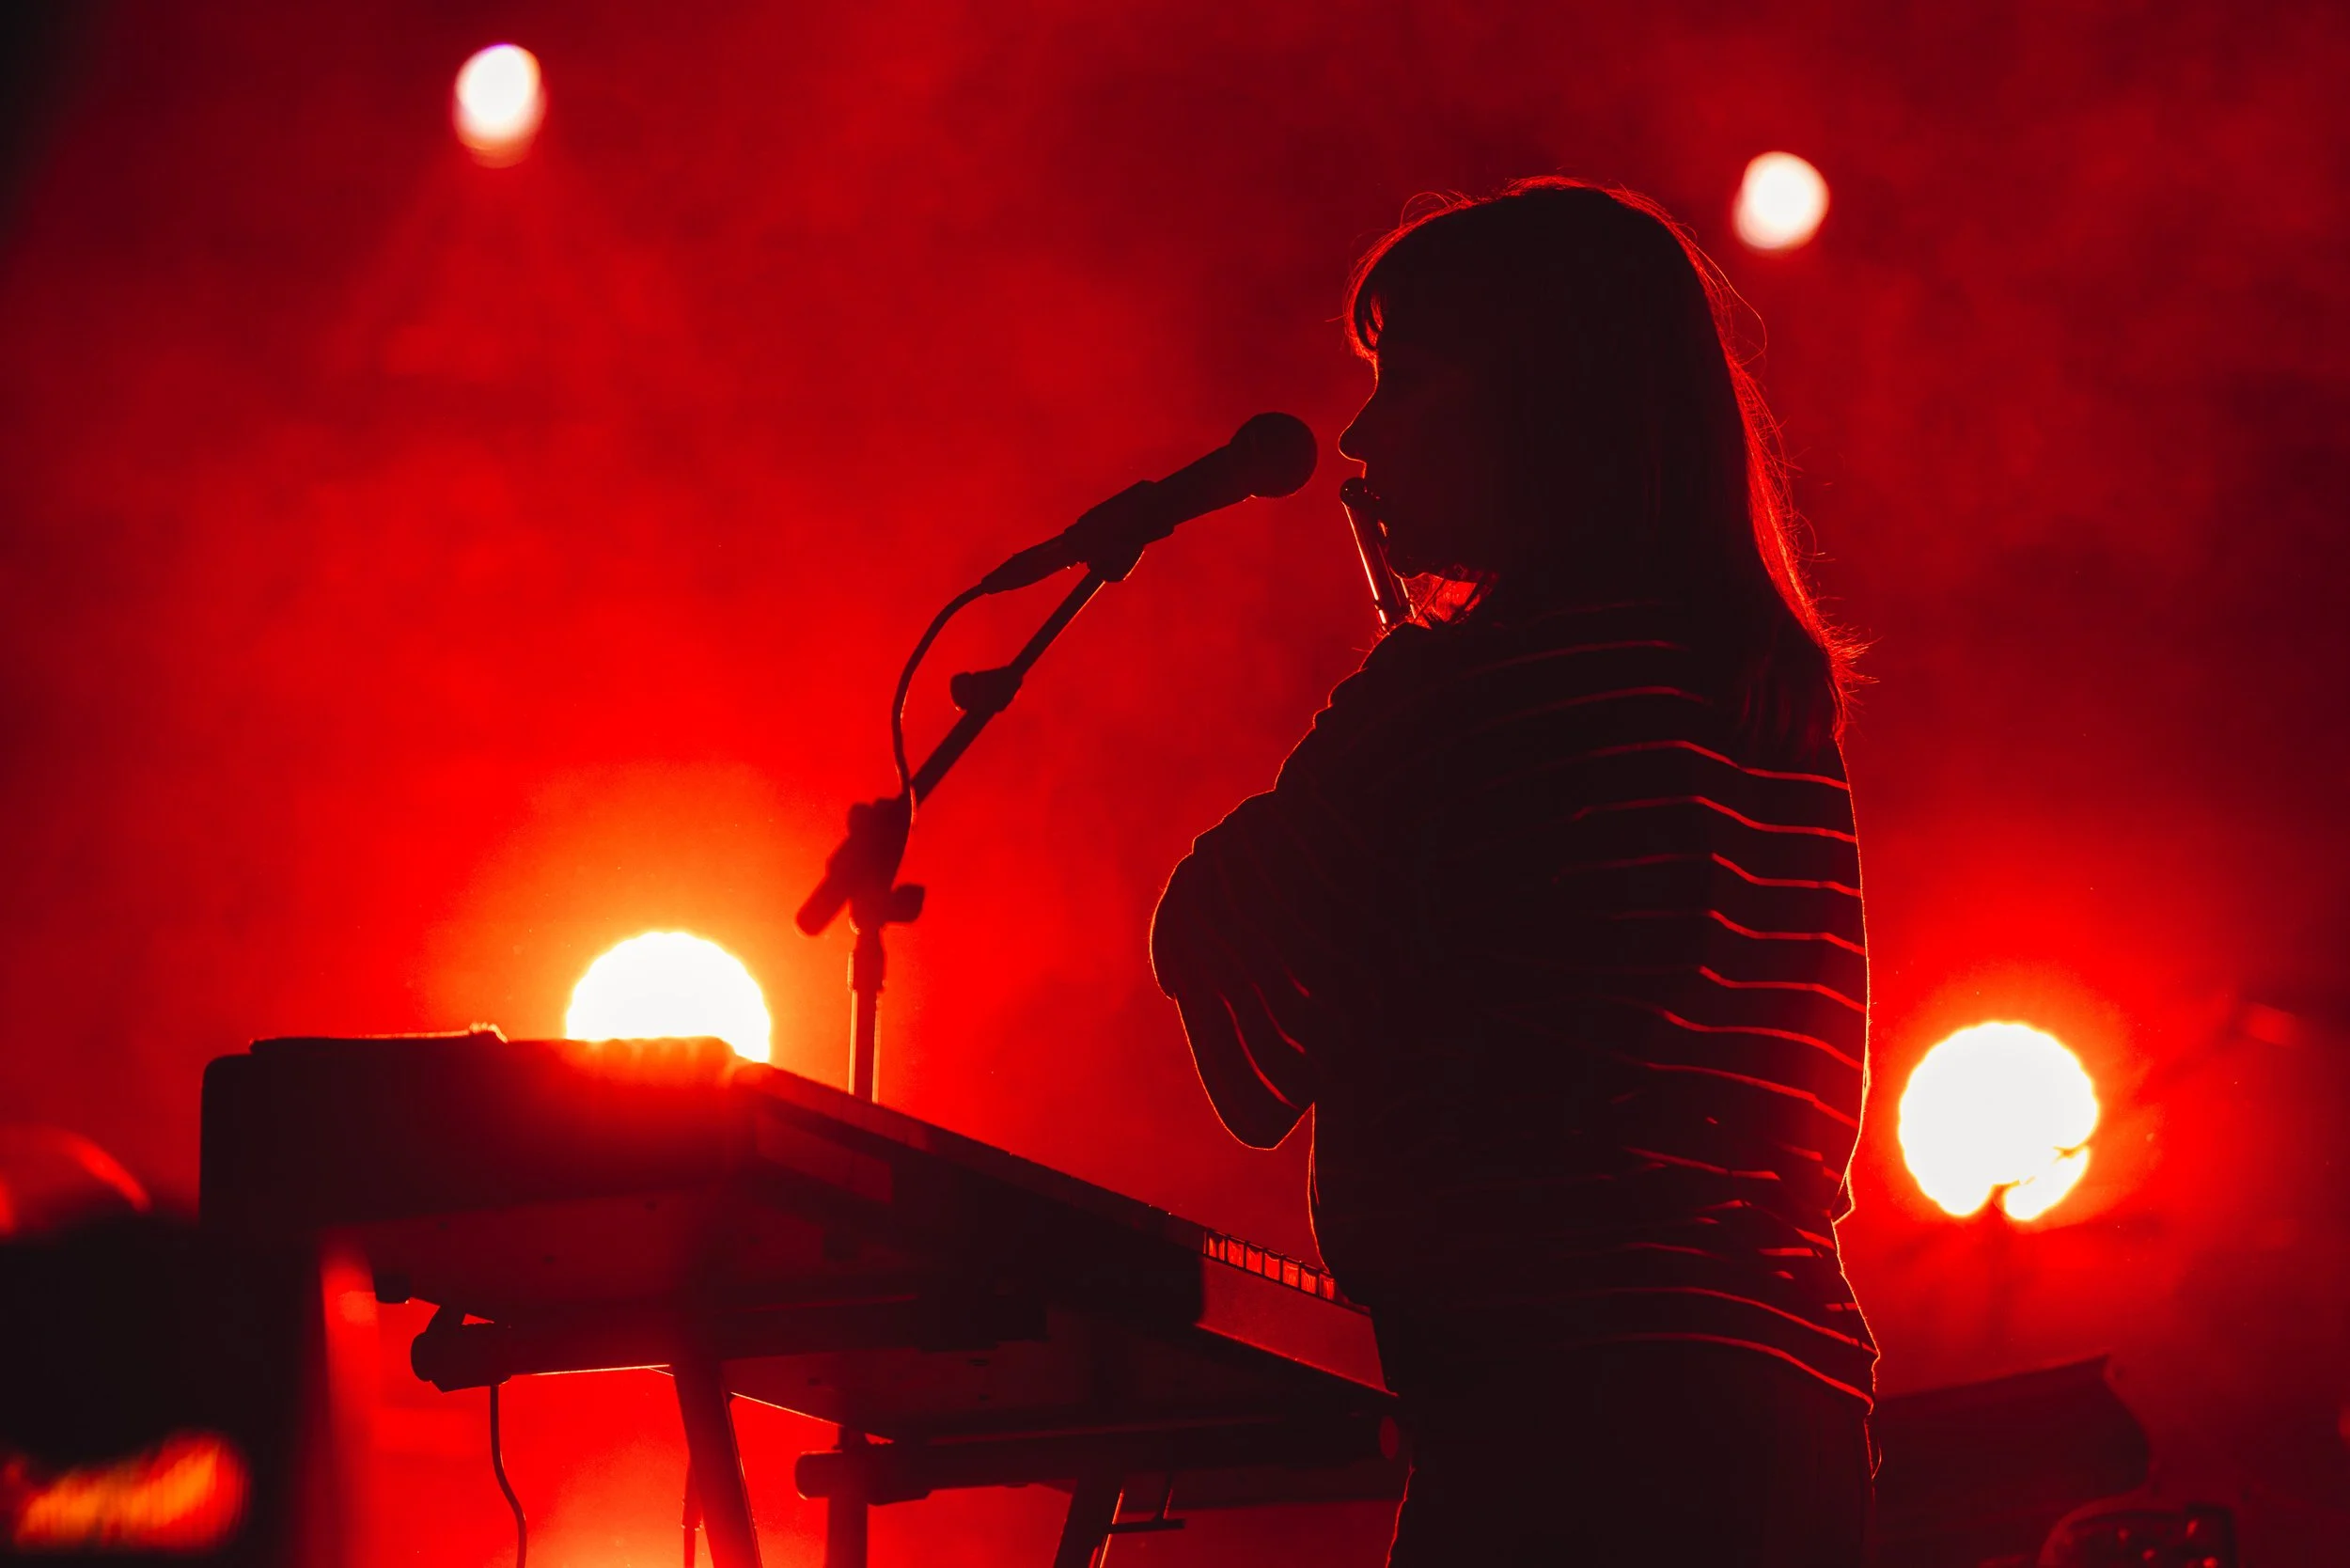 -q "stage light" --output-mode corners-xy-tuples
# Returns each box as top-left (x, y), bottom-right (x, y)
(1734, 151), (1829, 251)
(452, 44), (545, 165)
(1899, 1022), (2099, 1222)
(566, 933), (773, 1062)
